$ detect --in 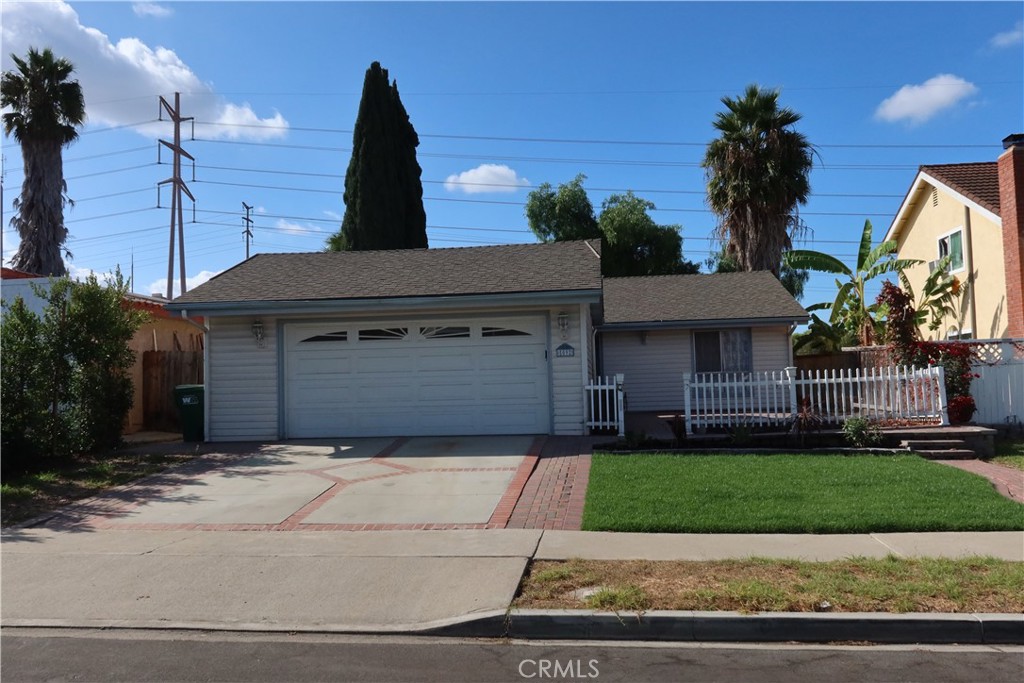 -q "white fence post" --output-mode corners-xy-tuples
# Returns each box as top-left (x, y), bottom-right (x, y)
(785, 366), (798, 418)
(615, 373), (625, 438)
(683, 373), (692, 436)
(935, 365), (950, 426)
